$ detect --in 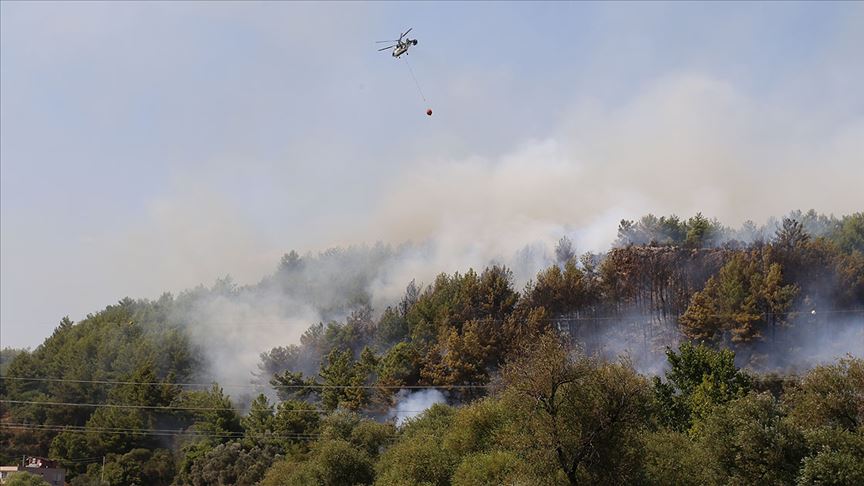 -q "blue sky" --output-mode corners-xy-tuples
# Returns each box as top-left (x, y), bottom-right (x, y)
(2, 1), (862, 348)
